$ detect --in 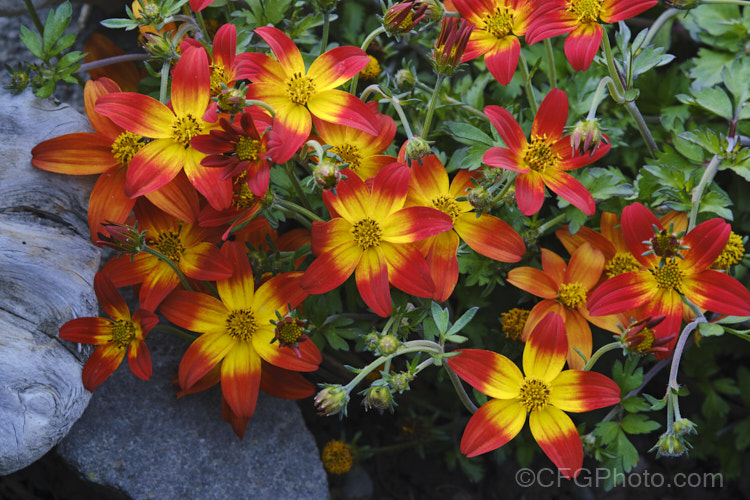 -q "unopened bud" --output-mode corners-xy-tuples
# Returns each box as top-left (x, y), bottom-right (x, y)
(383, 1), (428, 35)
(663, 0), (702, 9)
(395, 68), (416, 92)
(378, 334), (400, 355)
(362, 385), (395, 413)
(570, 120), (607, 158)
(652, 431), (689, 457)
(432, 16), (472, 76)
(216, 86), (247, 115)
(467, 186), (491, 213)
(404, 136), (431, 163)
(96, 221), (146, 254)
(313, 159), (342, 190)
(672, 418), (697, 436)
(389, 372), (413, 393)
(314, 384), (350, 417)
(418, 0), (444, 20)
